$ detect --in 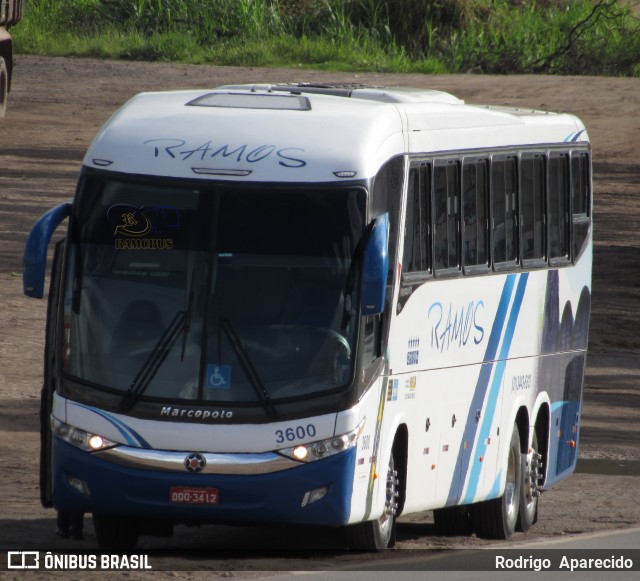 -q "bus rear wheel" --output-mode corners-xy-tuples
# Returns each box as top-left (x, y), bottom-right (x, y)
(472, 424), (522, 539)
(345, 453), (399, 551)
(93, 514), (139, 550)
(517, 428), (542, 532)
